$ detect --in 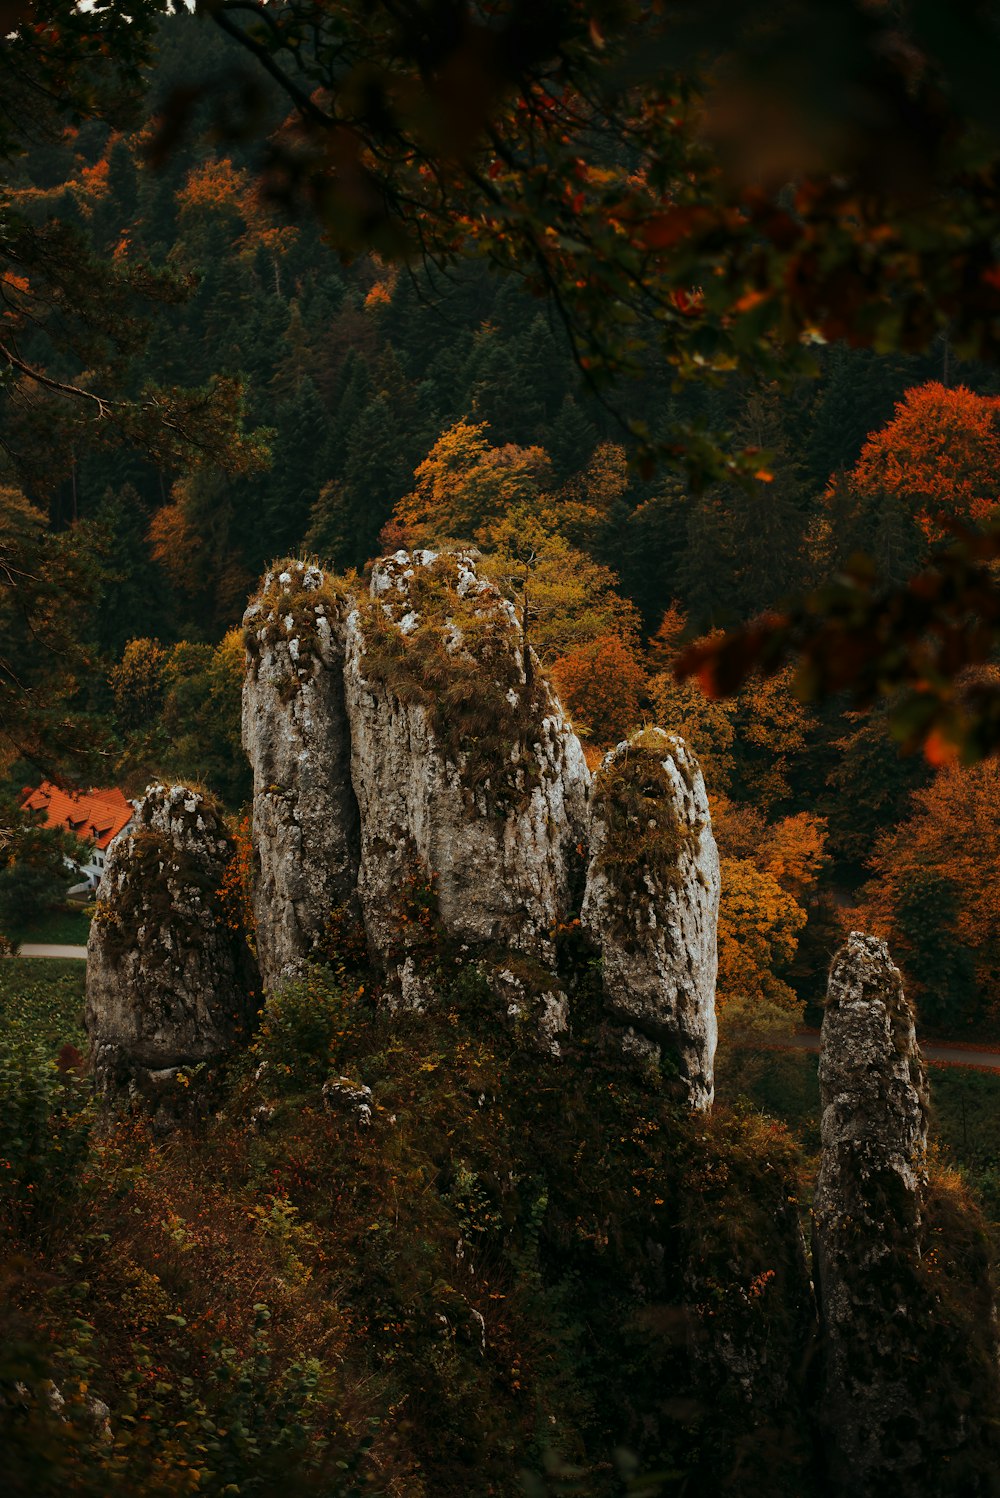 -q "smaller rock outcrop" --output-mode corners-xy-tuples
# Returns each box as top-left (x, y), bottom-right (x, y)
(812, 932), (930, 1495)
(343, 549), (590, 1005)
(243, 561), (360, 994)
(85, 784), (256, 1126)
(322, 1076), (374, 1127)
(581, 728), (720, 1107)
